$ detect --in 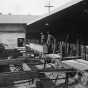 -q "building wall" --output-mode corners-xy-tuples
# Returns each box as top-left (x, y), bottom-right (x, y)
(0, 24), (25, 32)
(0, 32), (25, 49)
(0, 24), (25, 49)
